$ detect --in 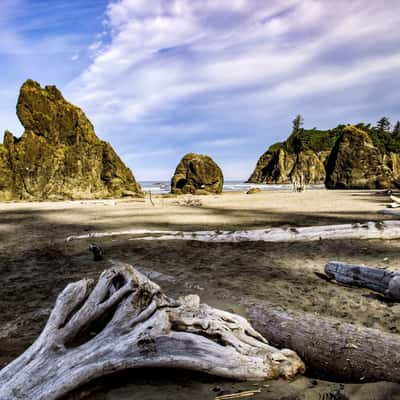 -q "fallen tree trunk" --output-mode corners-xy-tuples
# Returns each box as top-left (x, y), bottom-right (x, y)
(379, 208), (400, 215)
(66, 221), (400, 243)
(0, 262), (304, 400)
(247, 303), (400, 383)
(325, 261), (400, 300)
(391, 194), (400, 204)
